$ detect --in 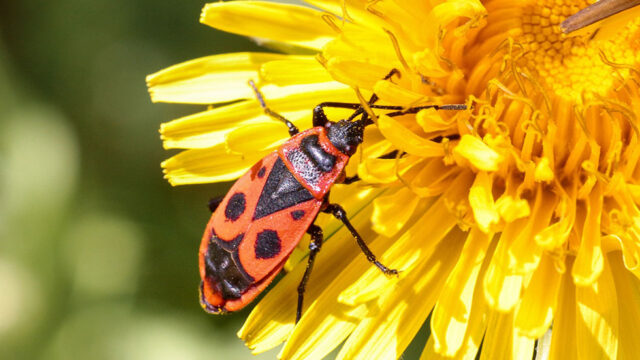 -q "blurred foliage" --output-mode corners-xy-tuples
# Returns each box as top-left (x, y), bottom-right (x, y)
(0, 0), (275, 359)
